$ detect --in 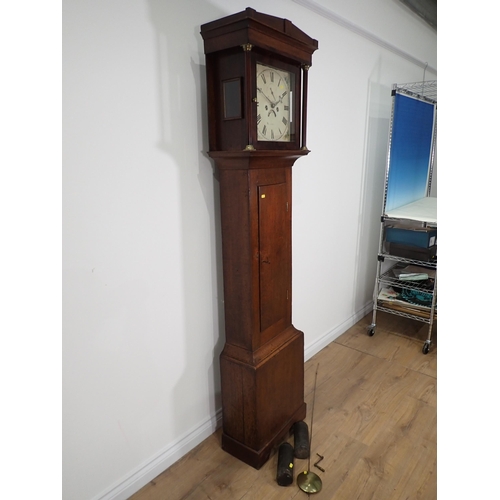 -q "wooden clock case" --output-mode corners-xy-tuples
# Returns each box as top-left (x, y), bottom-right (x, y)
(201, 8), (318, 469)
